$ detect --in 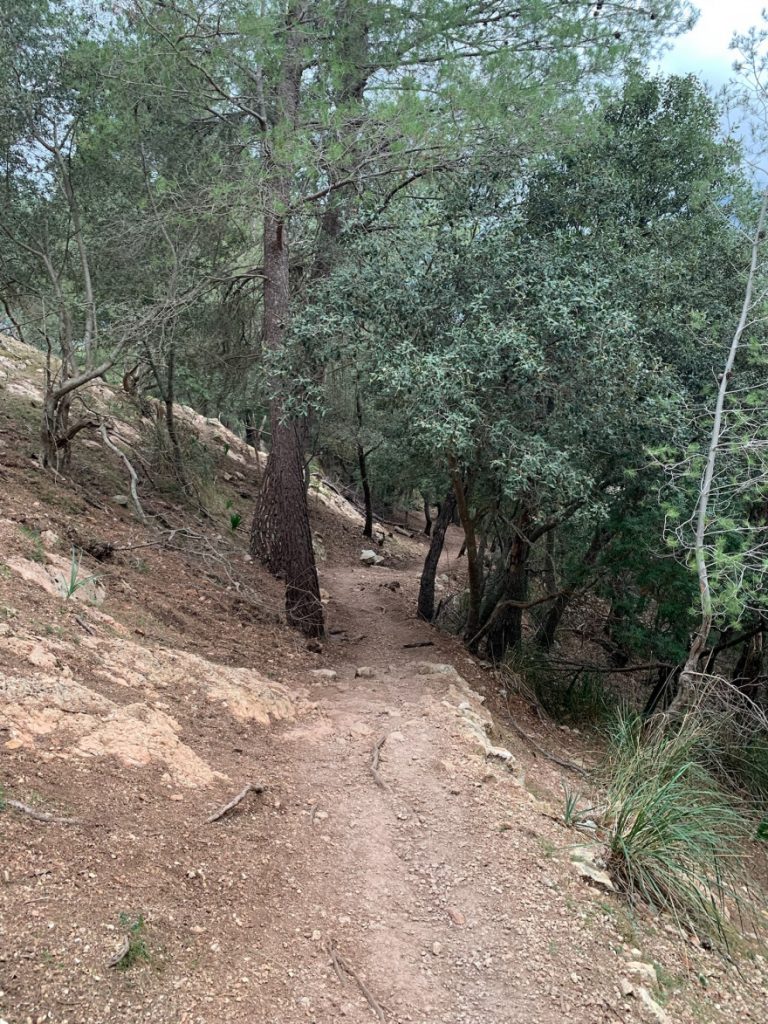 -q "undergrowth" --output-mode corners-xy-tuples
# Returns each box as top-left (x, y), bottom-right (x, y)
(114, 913), (150, 970)
(600, 709), (762, 945)
(502, 649), (618, 725)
